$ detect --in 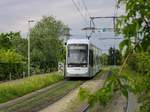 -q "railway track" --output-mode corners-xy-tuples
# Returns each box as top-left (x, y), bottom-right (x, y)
(81, 105), (89, 112)
(0, 80), (84, 112)
(0, 70), (107, 112)
(81, 97), (128, 112)
(79, 72), (108, 112)
(79, 71), (128, 112)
